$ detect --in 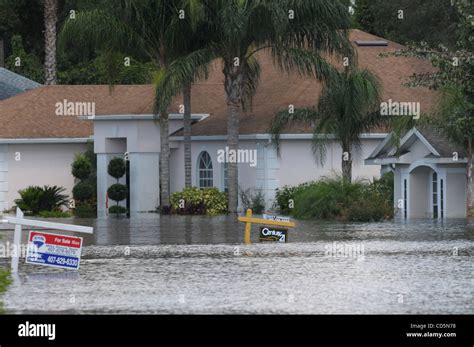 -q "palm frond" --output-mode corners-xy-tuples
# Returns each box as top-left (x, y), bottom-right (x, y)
(154, 48), (216, 115)
(59, 9), (146, 58)
(241, 54), (261, 112)
(270, 107), (318, 154)
(270, 46), (338, 84)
